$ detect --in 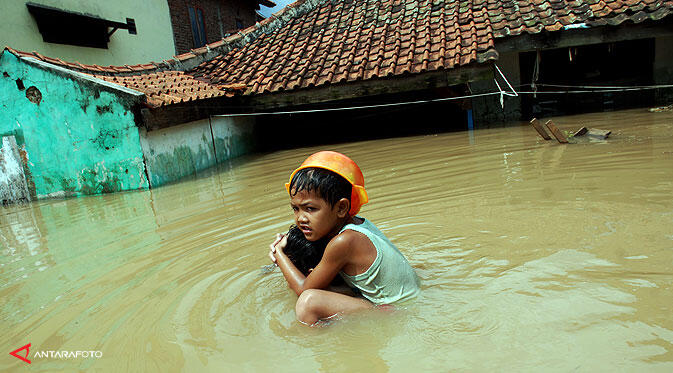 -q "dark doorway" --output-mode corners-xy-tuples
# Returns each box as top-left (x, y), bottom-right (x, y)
(520, 38), (655, 118)
(254, 88), (470, 151)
